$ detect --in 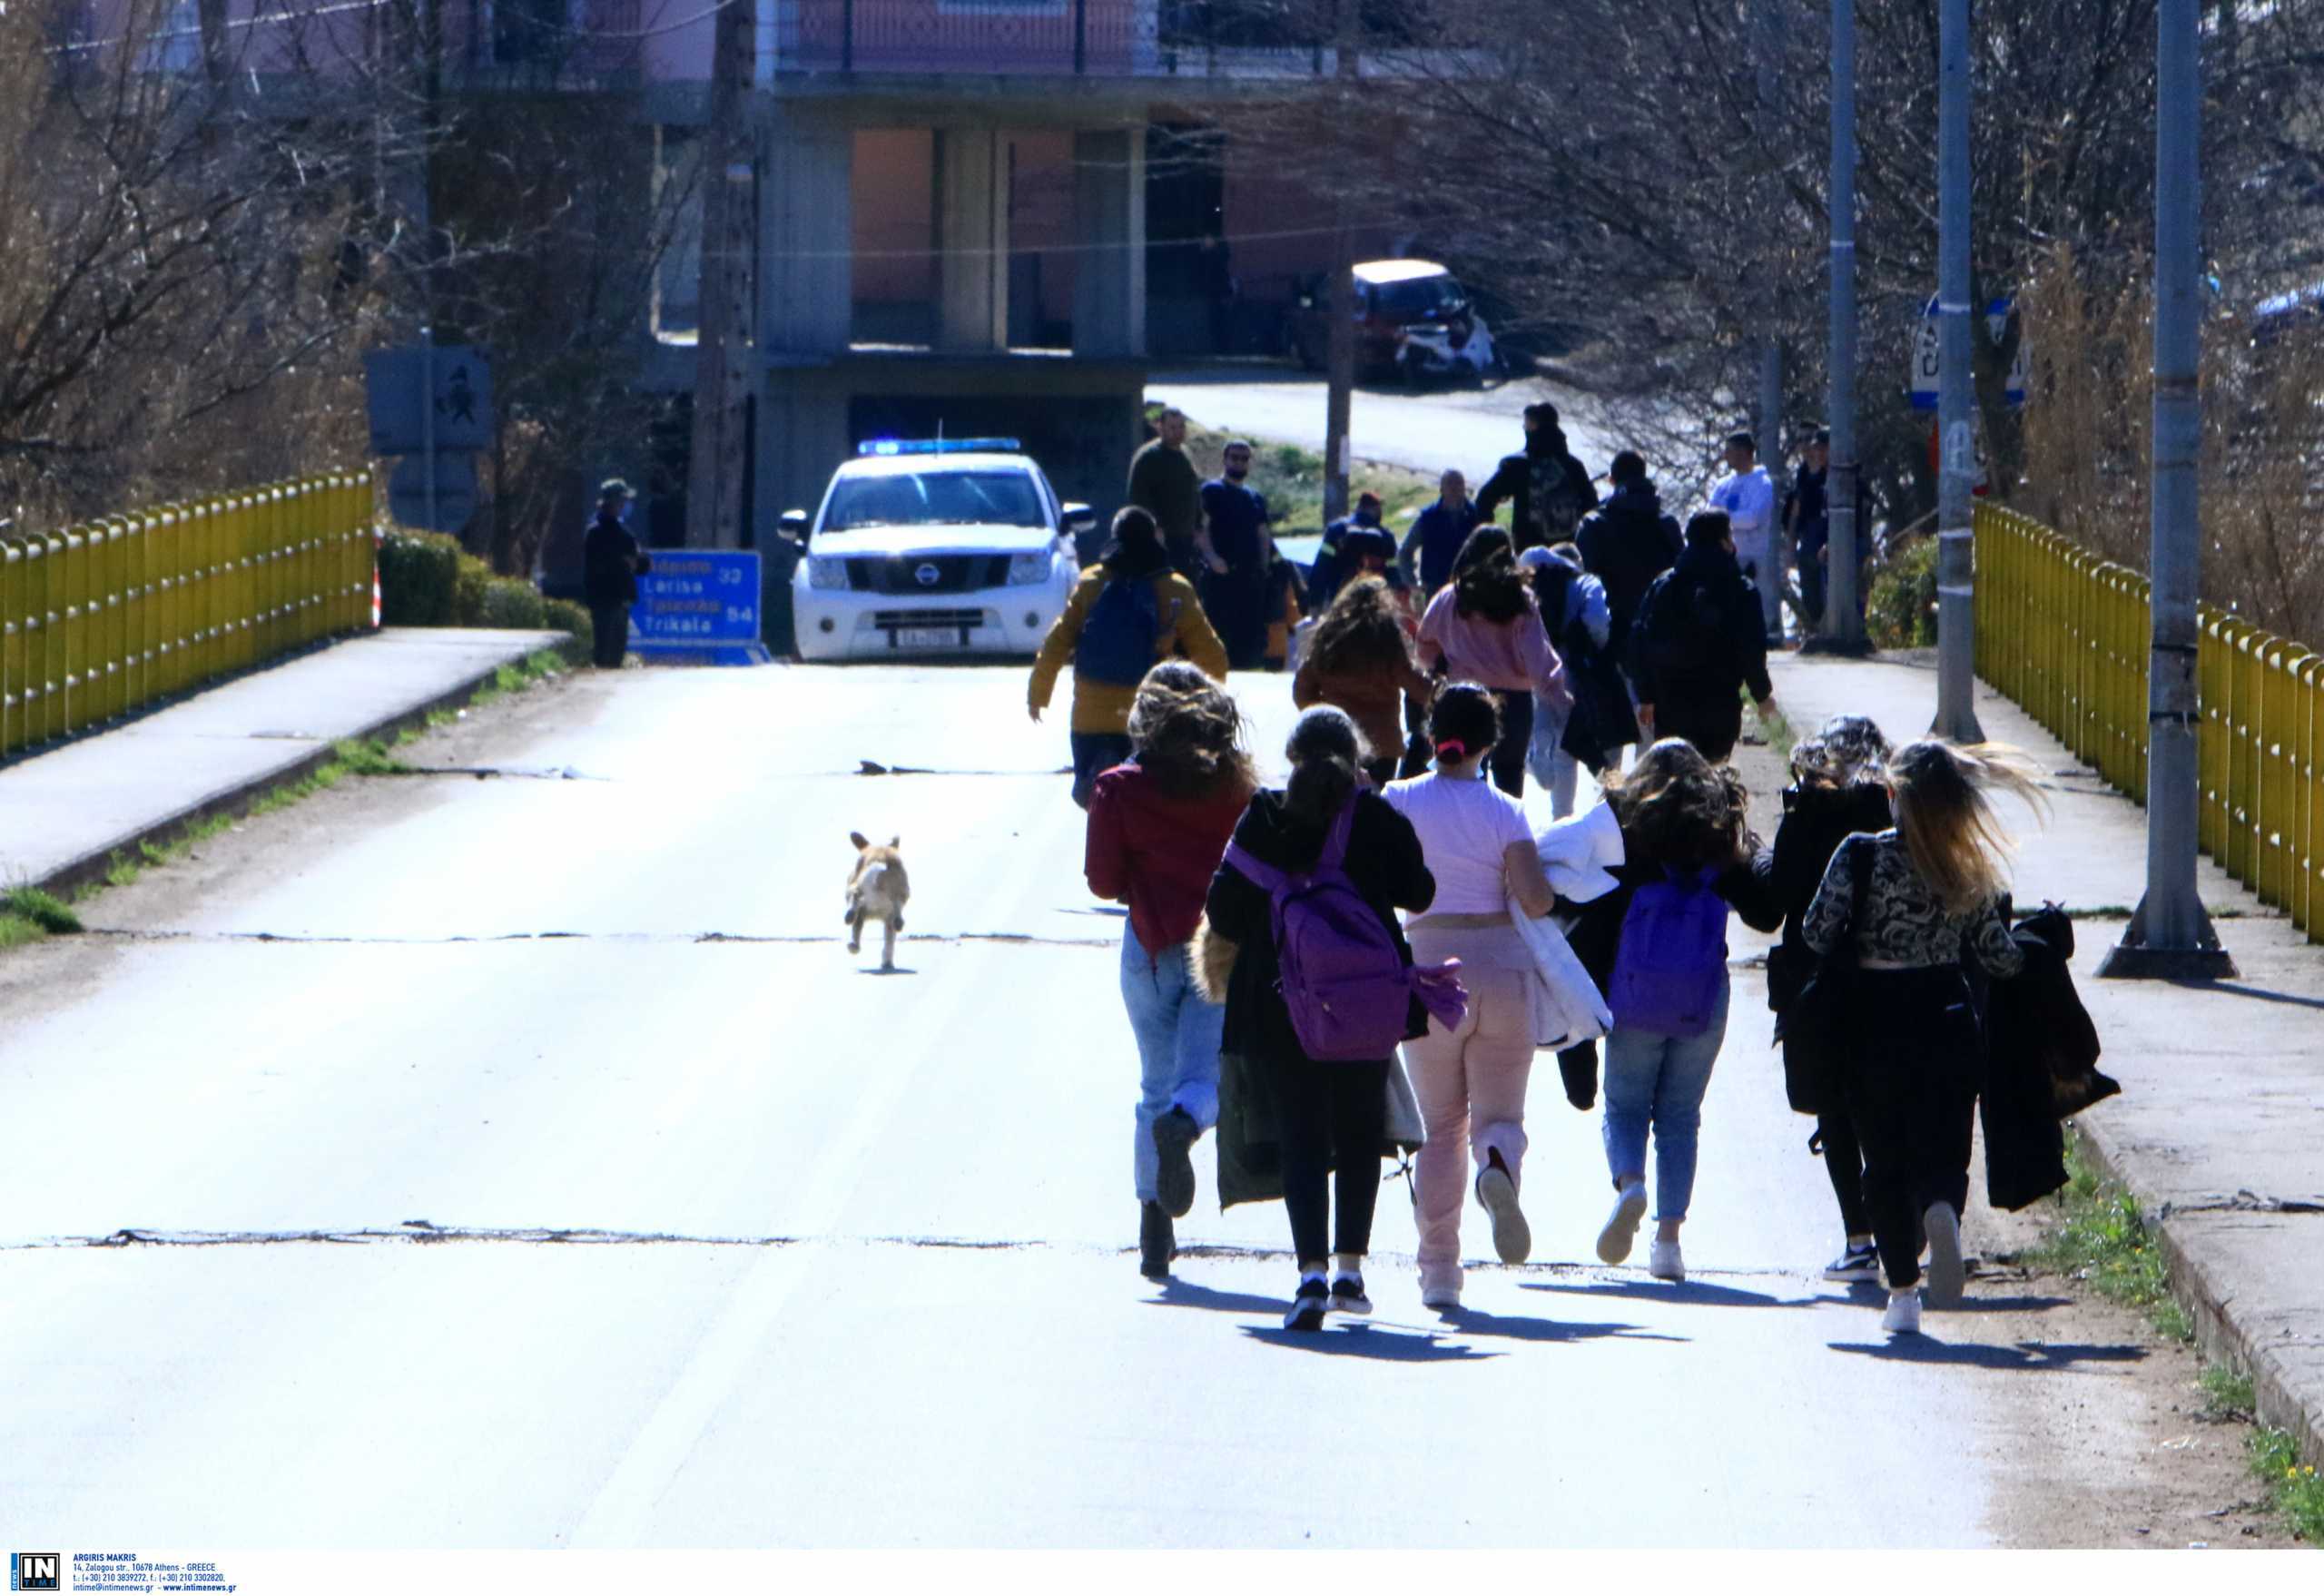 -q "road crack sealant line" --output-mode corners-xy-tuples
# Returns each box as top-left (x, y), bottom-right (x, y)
(83, 927), (1120, 949)
(2154, 1191), (2324, 1217)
